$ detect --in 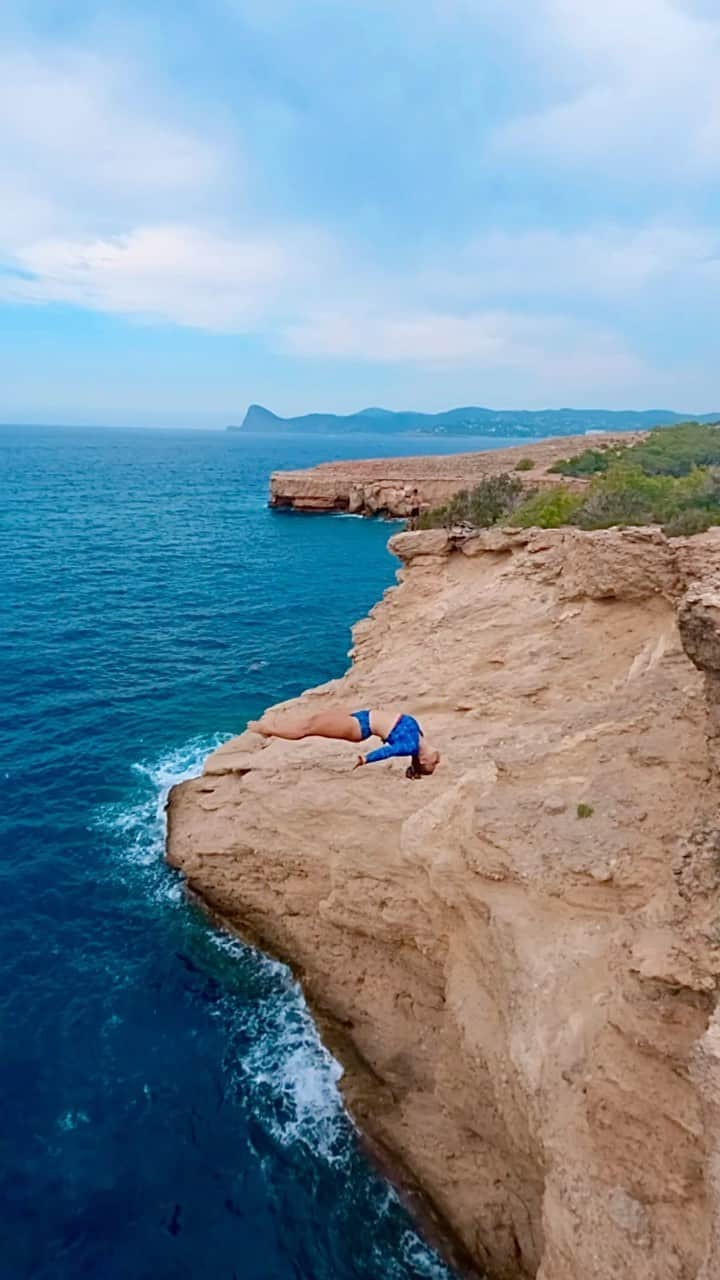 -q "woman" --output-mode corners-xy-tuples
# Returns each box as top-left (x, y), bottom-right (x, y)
(248, 706), (440, 778)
